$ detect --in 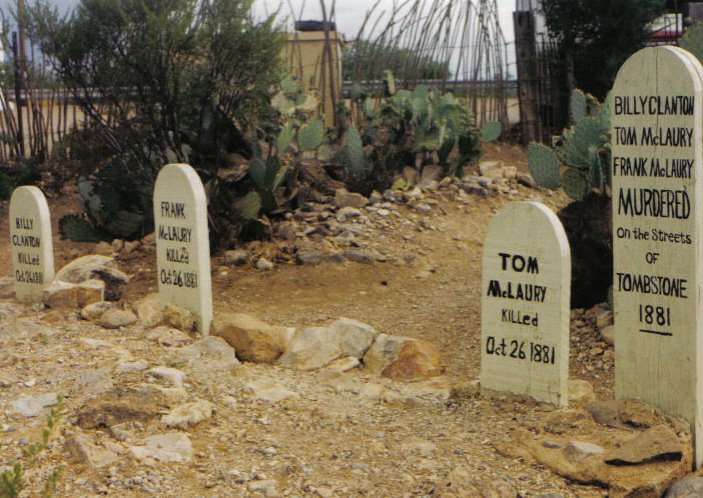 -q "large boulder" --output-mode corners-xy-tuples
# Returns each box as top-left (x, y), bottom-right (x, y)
(54, 255), (130, 301)
(363, 334), (445, 380)
(212, 313), (294, 363)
